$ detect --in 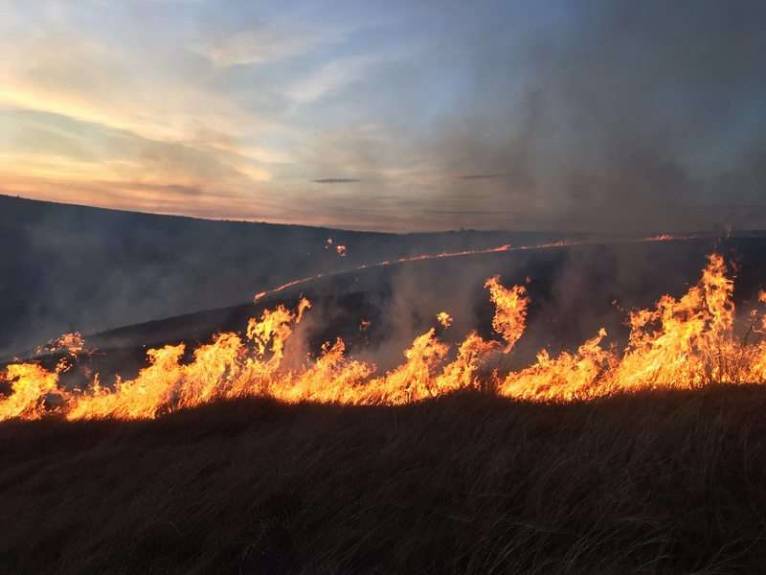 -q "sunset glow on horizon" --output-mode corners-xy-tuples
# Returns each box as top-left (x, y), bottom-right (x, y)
(1, 1), (765, 232)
